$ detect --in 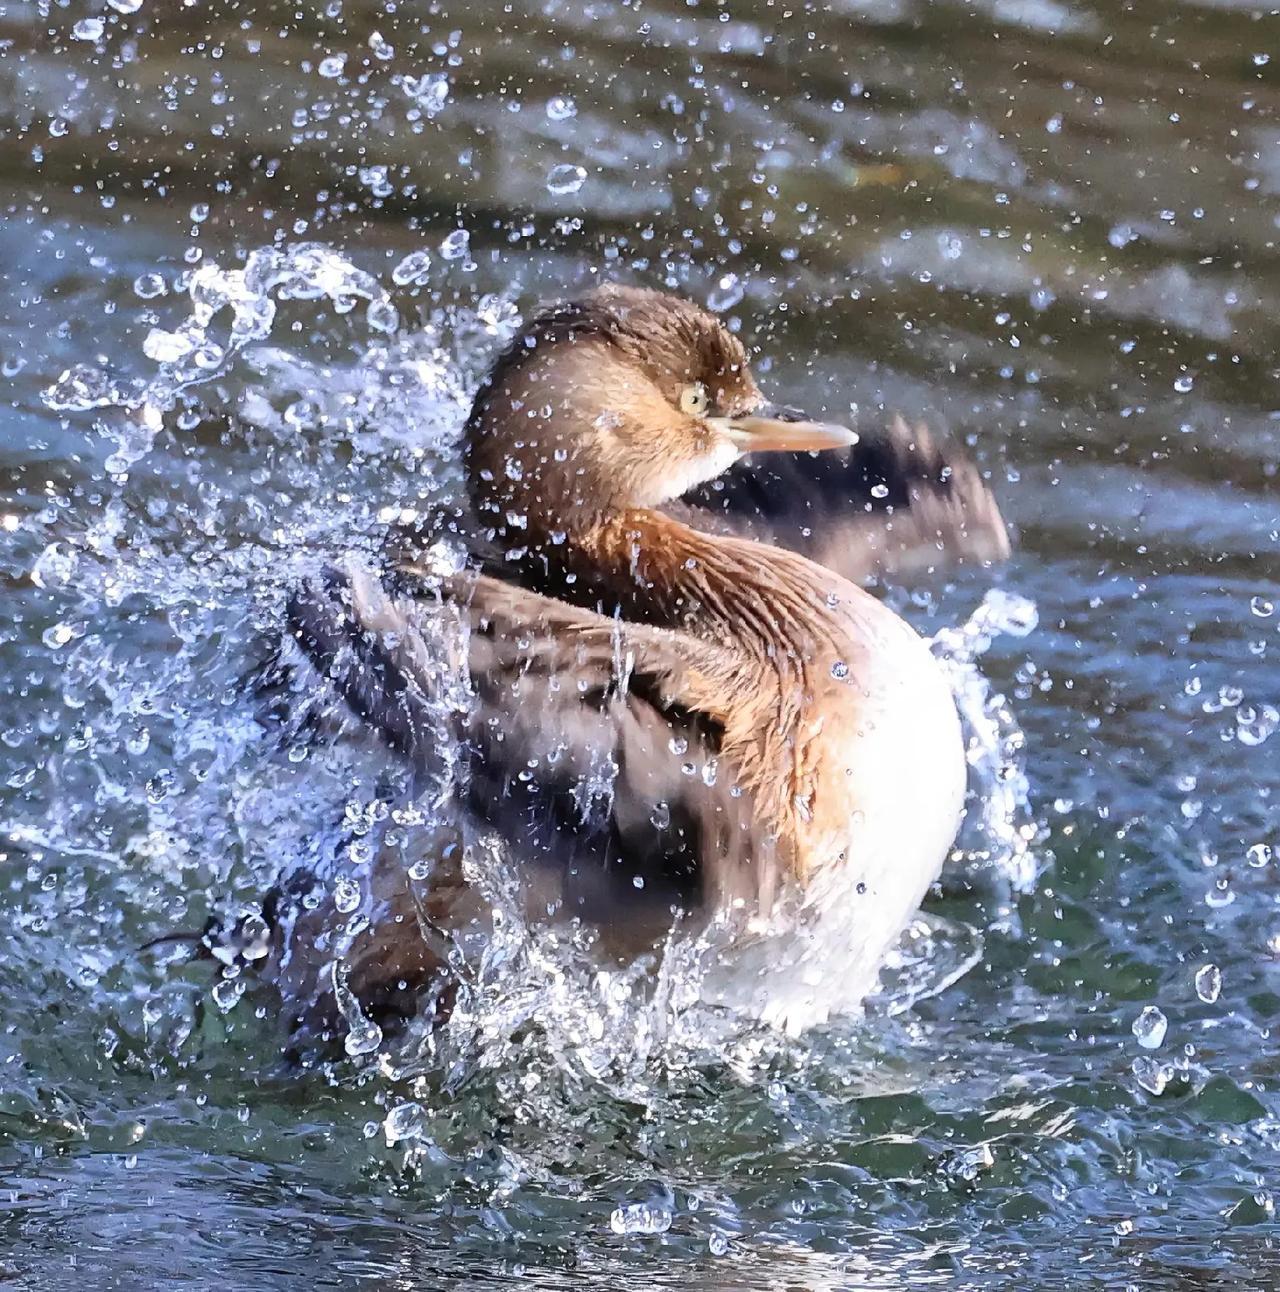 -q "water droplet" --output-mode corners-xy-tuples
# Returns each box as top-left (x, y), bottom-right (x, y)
(707, 272), (745, 312)
(318, 54), (346, 78)
(42, 622), (77, 650)
(333, 877), (361, 914)
(439, 228), (470, 261)
(142, 328), (196, 364)
(331, 961), (382, 1057)
(609, 1202), (673, 1236)
(211, 976), (244, 1012)
(1237, 704), (1278, 747)
(1195, 963), (1222, 1004)
(708, 1232), (730, 1256)
(391, 249), (432, 287)
(546, 95), (577, 121)
(366, 298), (399, 334)
(546, 163), (587, 196)
(108, 0), (144, 12)
(1173, 373), (1194, 393)
(1251, 597), (1275, 618)
(133, 273), (166, 299)
(383, 1100), (428, 1144)
(1247, 843), (1273, 868)
(72, 17), (105, 40)
(1131, 1056), (1171, 1096)
(831, 660), (849, 680)
(1132, 1006), (1168, 1050)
